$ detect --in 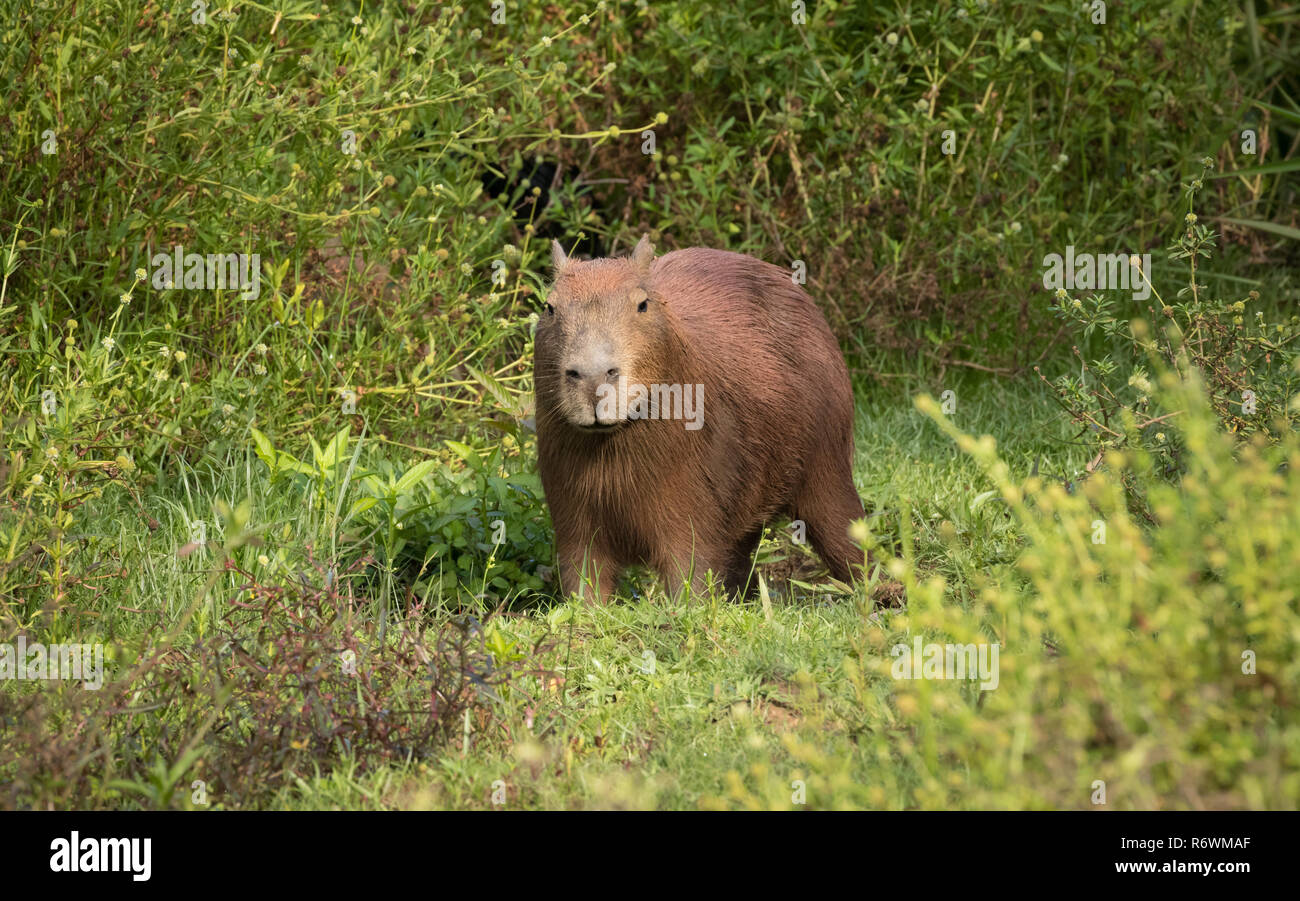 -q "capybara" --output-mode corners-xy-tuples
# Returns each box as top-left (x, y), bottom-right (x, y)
(535, 234), (865, 601)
